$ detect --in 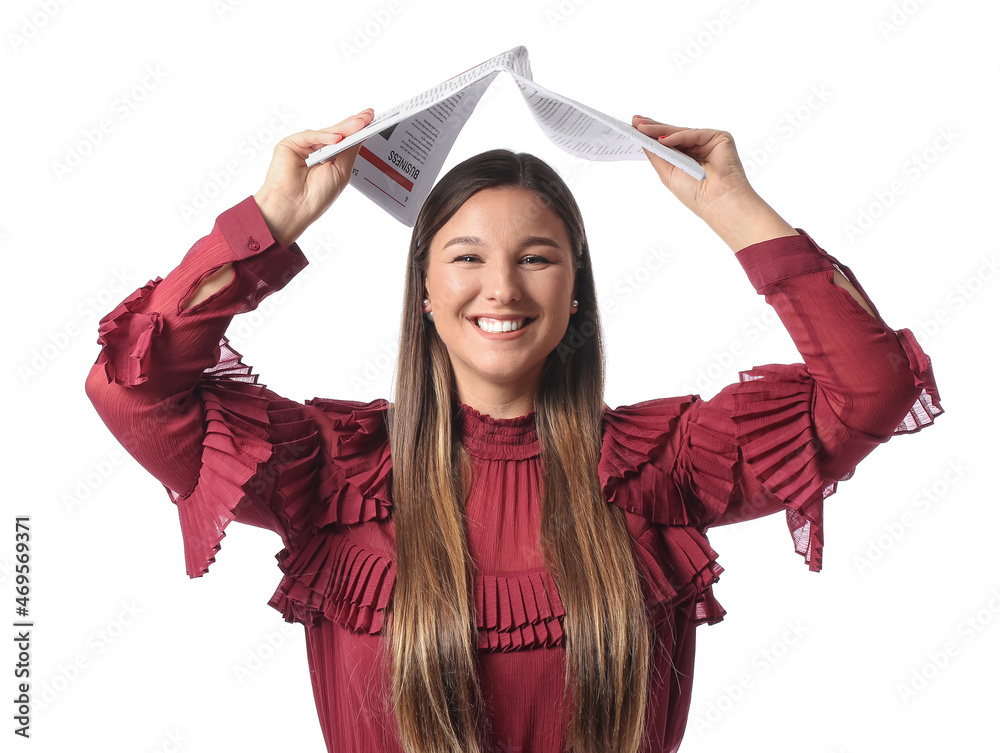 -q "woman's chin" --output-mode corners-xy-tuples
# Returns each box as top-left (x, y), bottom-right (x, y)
(453, 360), (547, 394)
